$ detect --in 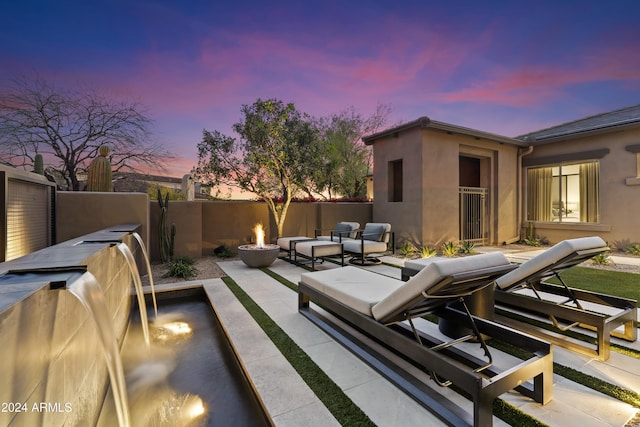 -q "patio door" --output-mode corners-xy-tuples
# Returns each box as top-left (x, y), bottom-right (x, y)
(459, 186), (488, 244)
(459, 156), (488, 244)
